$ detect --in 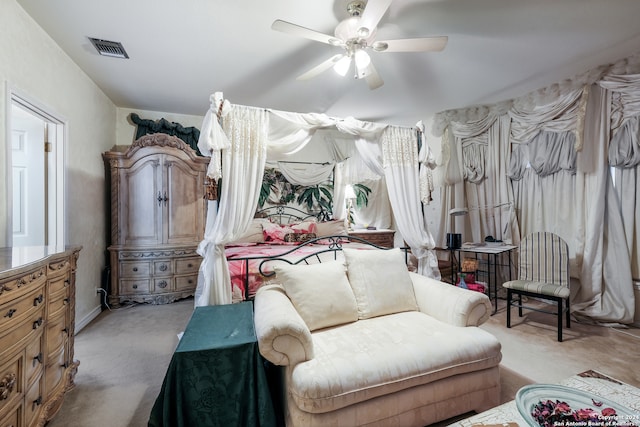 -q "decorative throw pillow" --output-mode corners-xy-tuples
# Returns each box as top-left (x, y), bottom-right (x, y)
(263, 220), (318, 243)
(283, 233), (317, 243)
(342, 247), (418, 319)
(274, 261), (358, 331)
(315, 219), (348, 237)
(235, 218), (270, 243)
